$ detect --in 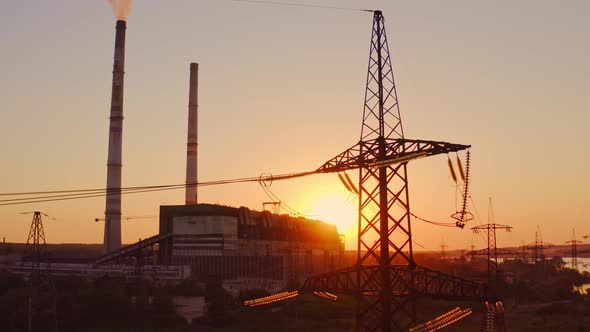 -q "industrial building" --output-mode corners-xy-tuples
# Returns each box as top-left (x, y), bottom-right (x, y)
(157, 203), (344, 291)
